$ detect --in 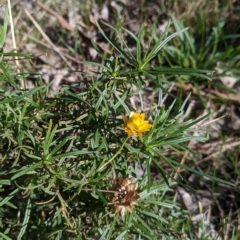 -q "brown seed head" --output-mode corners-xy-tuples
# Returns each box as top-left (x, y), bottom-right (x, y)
(110, 178), (139, 217)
